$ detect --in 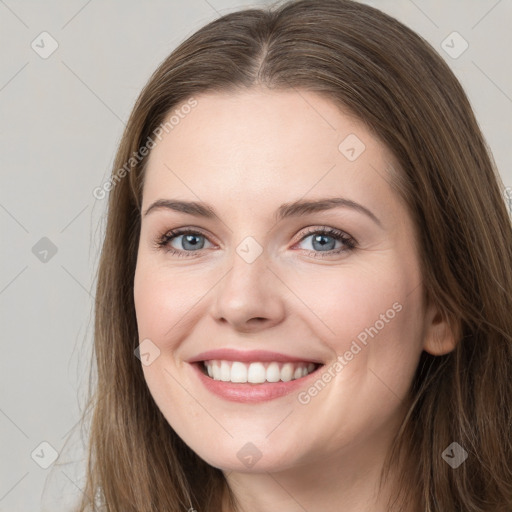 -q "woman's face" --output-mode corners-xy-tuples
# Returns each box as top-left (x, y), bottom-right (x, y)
(133, 88), (434, 473)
